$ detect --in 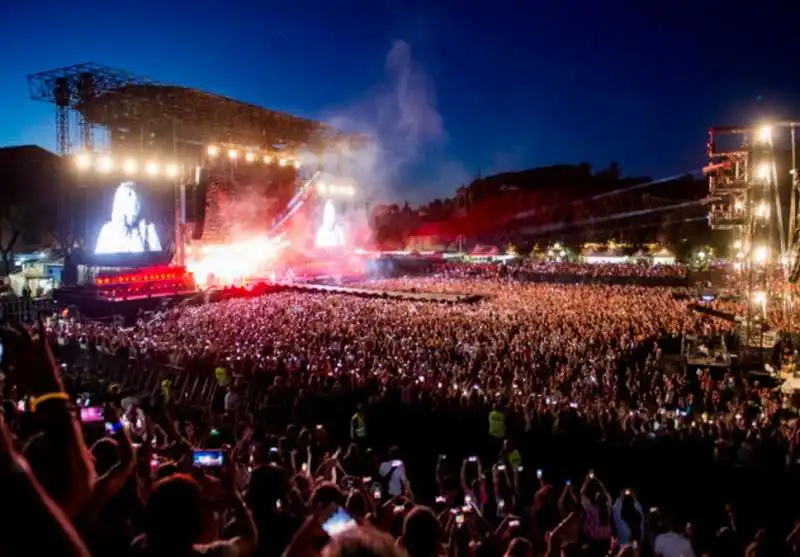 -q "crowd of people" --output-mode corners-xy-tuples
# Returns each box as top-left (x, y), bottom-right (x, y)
(3, 272), (800, 556)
